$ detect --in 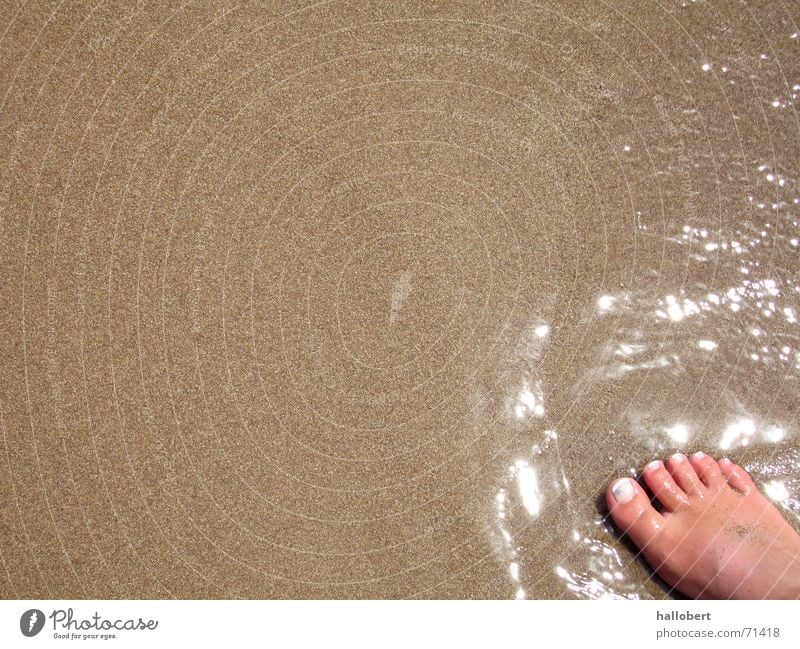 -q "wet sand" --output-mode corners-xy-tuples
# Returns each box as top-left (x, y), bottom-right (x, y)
(1, 1), (798, 599)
